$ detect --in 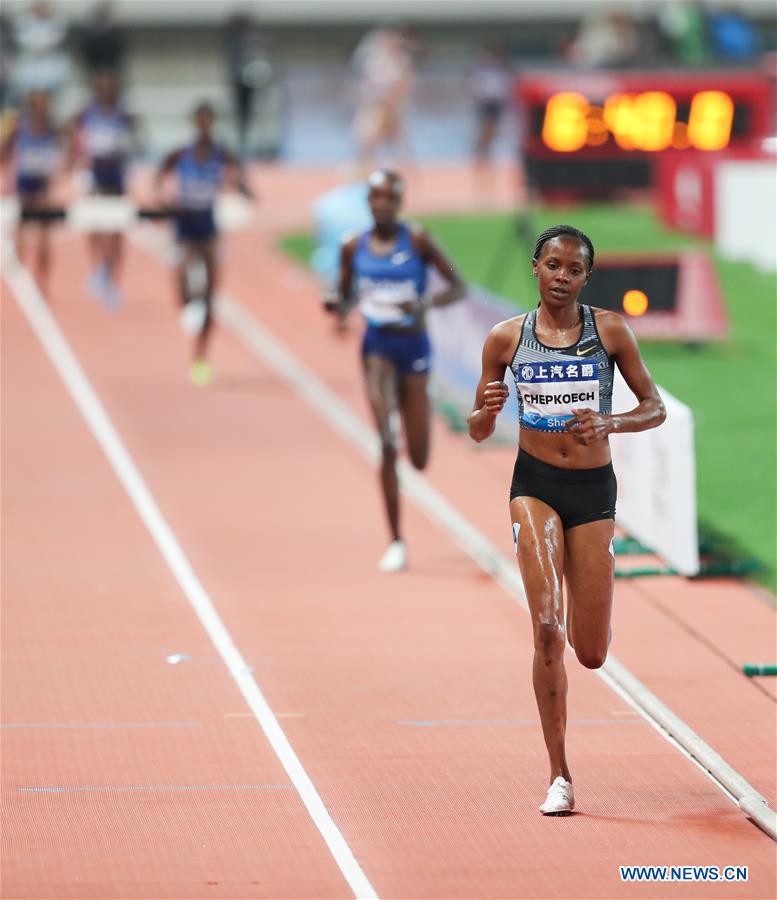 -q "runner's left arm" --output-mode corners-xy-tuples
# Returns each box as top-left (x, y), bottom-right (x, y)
(223, 148), (256, 201)
(565, 310), (666, 445)
(412, 227), (467, 308)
